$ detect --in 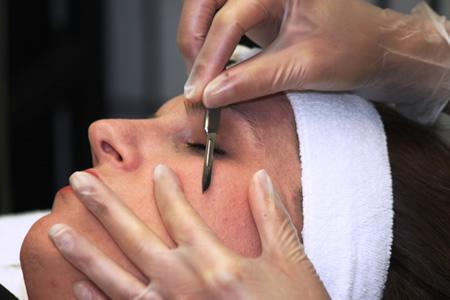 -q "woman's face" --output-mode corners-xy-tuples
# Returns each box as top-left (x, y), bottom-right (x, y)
(21, 94), (301, 299)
